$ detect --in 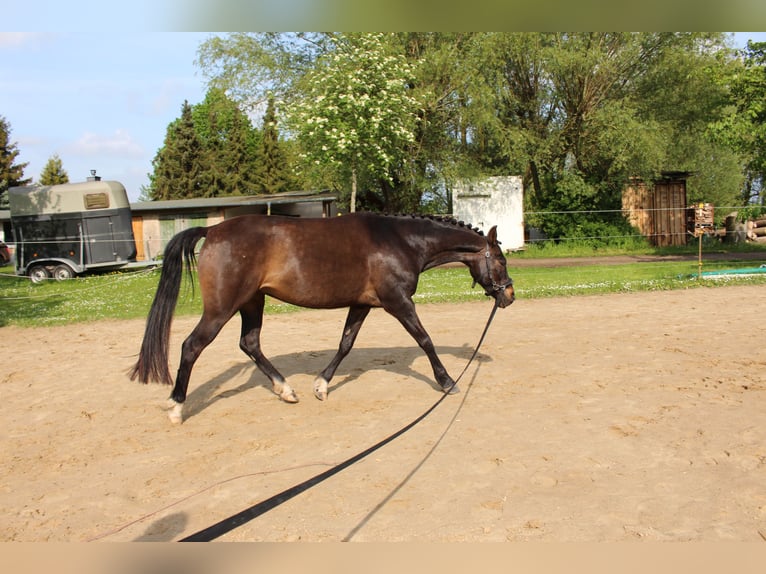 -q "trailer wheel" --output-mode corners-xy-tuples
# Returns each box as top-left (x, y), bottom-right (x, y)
(53, 264), (75, 281)
(28, 265), (50, 283)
